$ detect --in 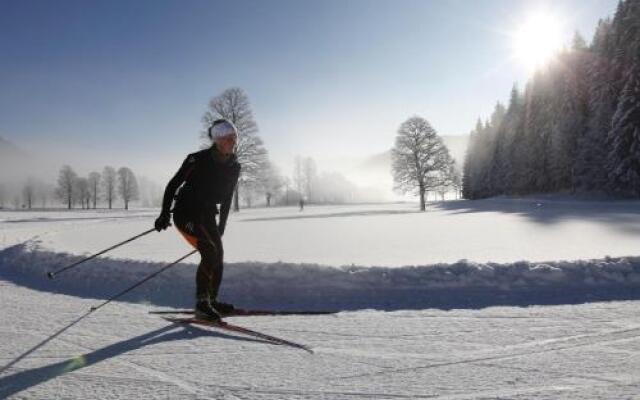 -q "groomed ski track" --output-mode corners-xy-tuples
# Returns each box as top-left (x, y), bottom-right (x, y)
(1, 282), (639, 399)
